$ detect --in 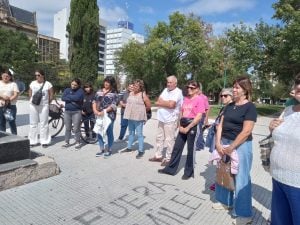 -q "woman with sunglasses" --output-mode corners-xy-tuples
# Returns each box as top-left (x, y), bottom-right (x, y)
(0, 69), (19, 135)
(158, 80), (205, 179)
(93, 76), (119, 158)
(213, 76), (257, 225)
(208, 88), (233, 191)
(28, 69), (53, 147)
